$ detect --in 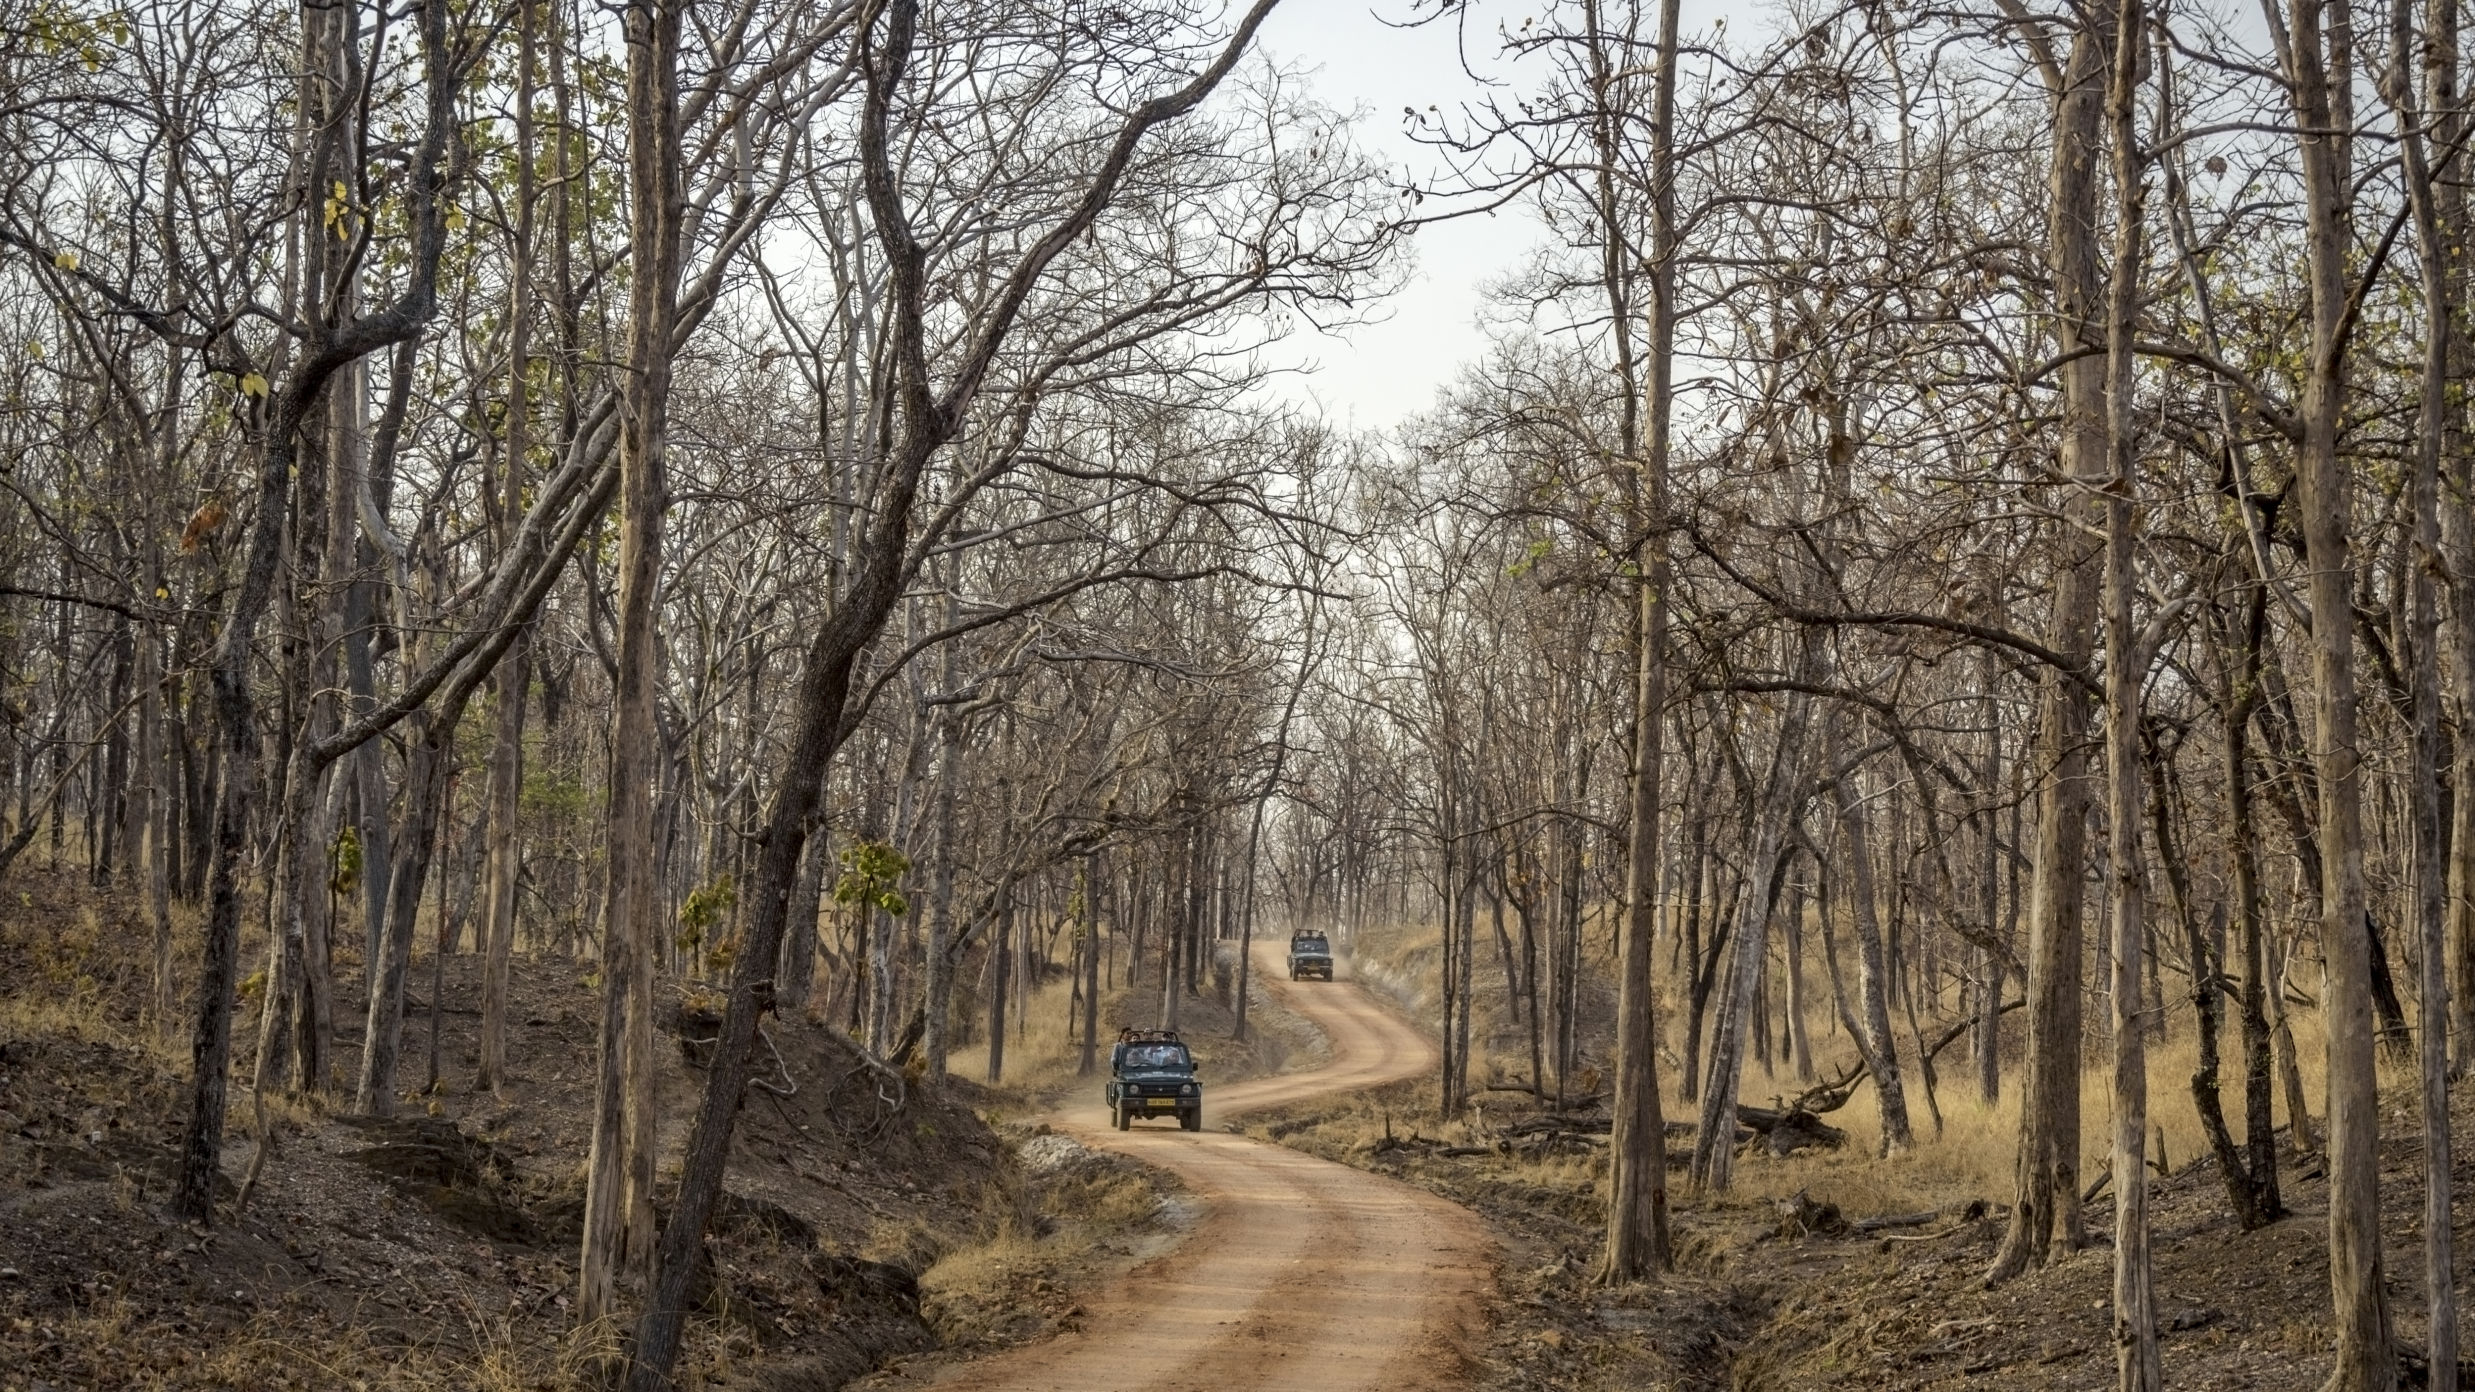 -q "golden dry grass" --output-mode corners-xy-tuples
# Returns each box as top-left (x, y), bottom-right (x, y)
(1659, 993), (2342, 1216)
(0, 896), (194, 1069)
(948, 974), (1114, 1104)
(950, 947), (1317, 1112)
(1341, 905), (2350, 1220)
(911, 1150), (1179, 1350)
